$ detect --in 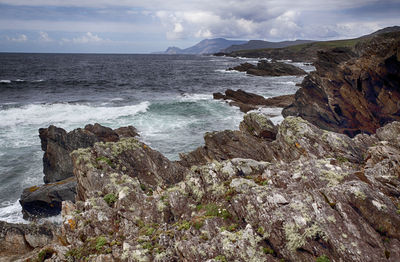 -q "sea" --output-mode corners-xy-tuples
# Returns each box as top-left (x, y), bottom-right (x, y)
(0, 53), (313, 223)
